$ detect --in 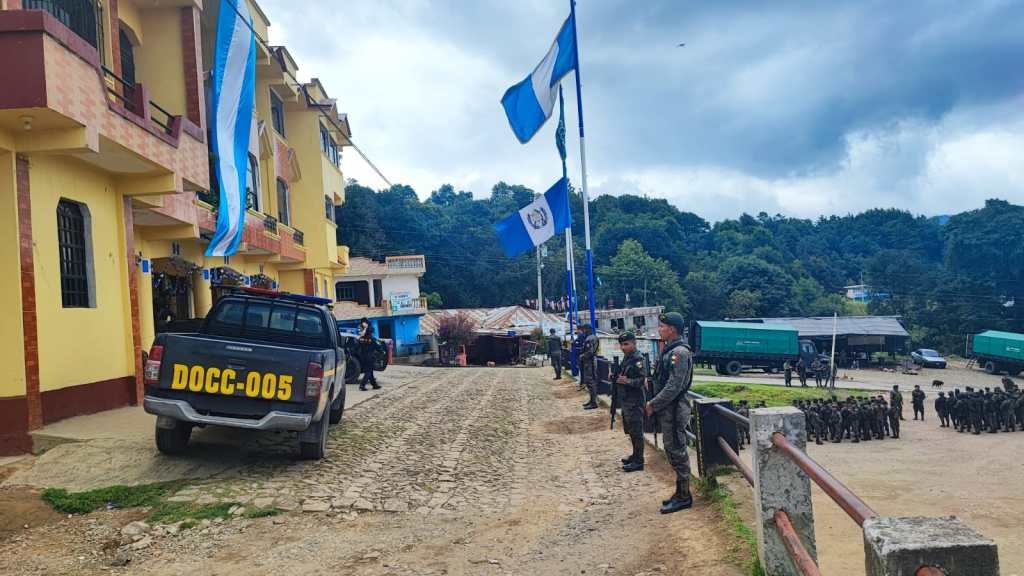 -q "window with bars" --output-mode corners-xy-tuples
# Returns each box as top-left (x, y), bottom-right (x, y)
(324, 195), (334, 220)
(56, 199), (93, 308)
(246, 154), (260, 211)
